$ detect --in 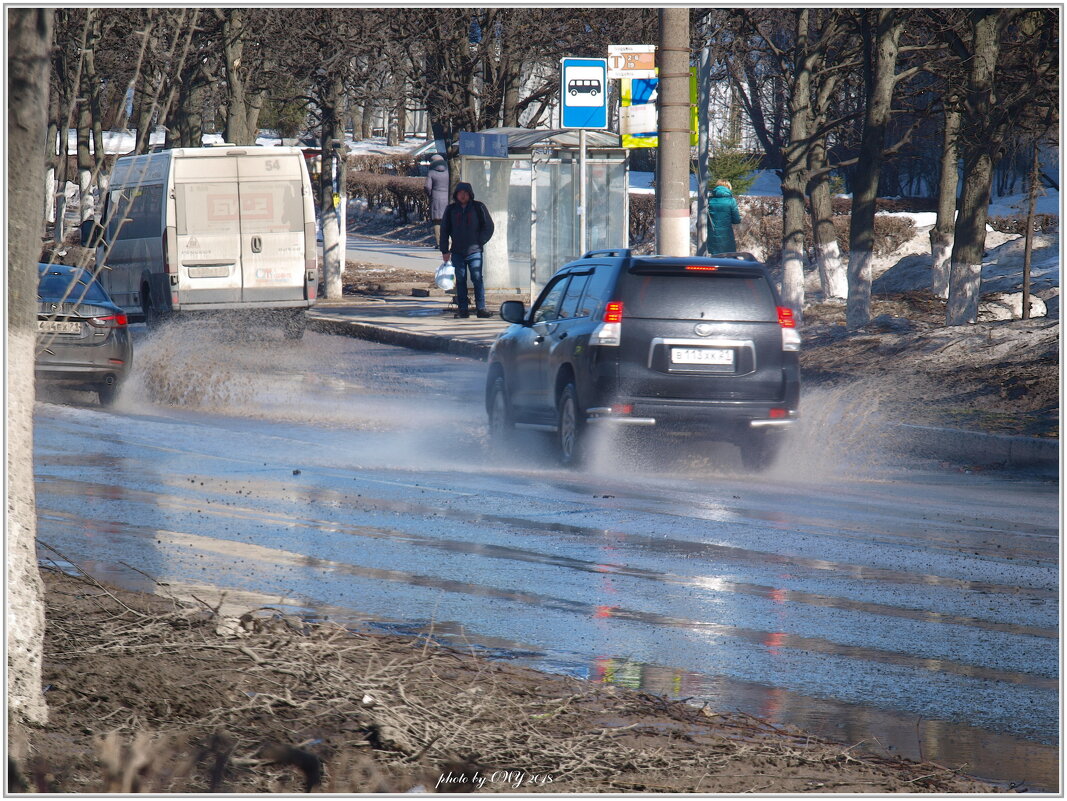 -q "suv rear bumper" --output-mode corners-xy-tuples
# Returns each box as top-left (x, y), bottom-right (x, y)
(586, 399), (797, 432)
